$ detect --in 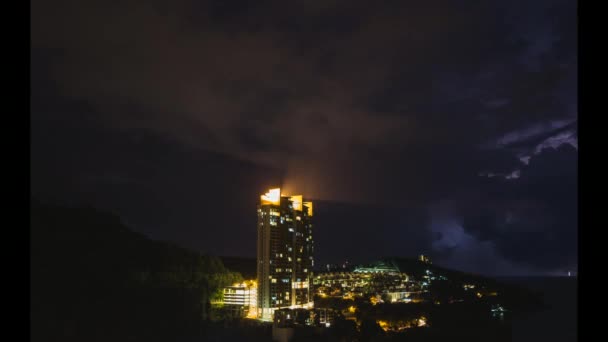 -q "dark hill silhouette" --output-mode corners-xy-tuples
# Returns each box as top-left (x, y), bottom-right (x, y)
(386, 256), (545, 312)
(219, 256), (257, 279)
(30, 200), (242, 342)
(315, 256), (544, 314)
